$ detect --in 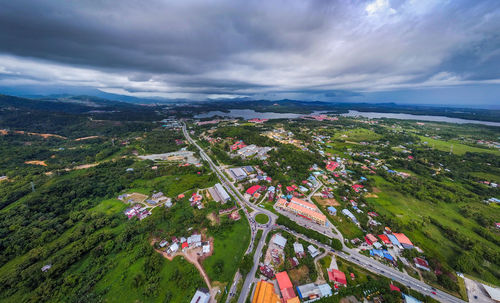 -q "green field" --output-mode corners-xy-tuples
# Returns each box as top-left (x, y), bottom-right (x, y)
(204, 214), (250, 285)
(419, 136), (500, 156)
(366, 176), (500, 285)
(255, 213), (269, 224)
(333, 128), (382, 142)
